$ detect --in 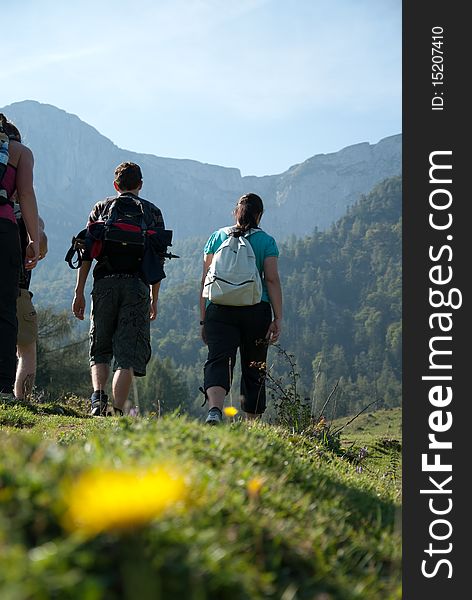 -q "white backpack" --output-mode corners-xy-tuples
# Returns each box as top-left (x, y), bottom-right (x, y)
(202, 228), (263, 306)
